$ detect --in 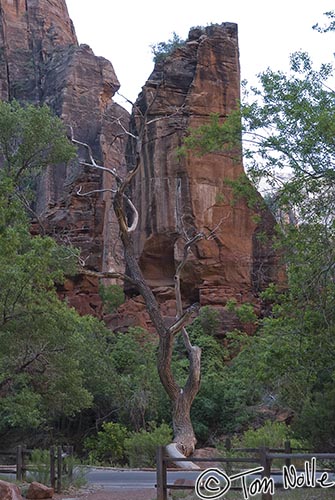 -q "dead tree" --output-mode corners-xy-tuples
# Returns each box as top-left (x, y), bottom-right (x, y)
(69, 102), (212, 467)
